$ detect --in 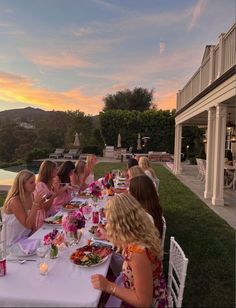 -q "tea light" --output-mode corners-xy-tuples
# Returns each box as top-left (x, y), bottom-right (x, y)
(39, 262), (48, 275)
